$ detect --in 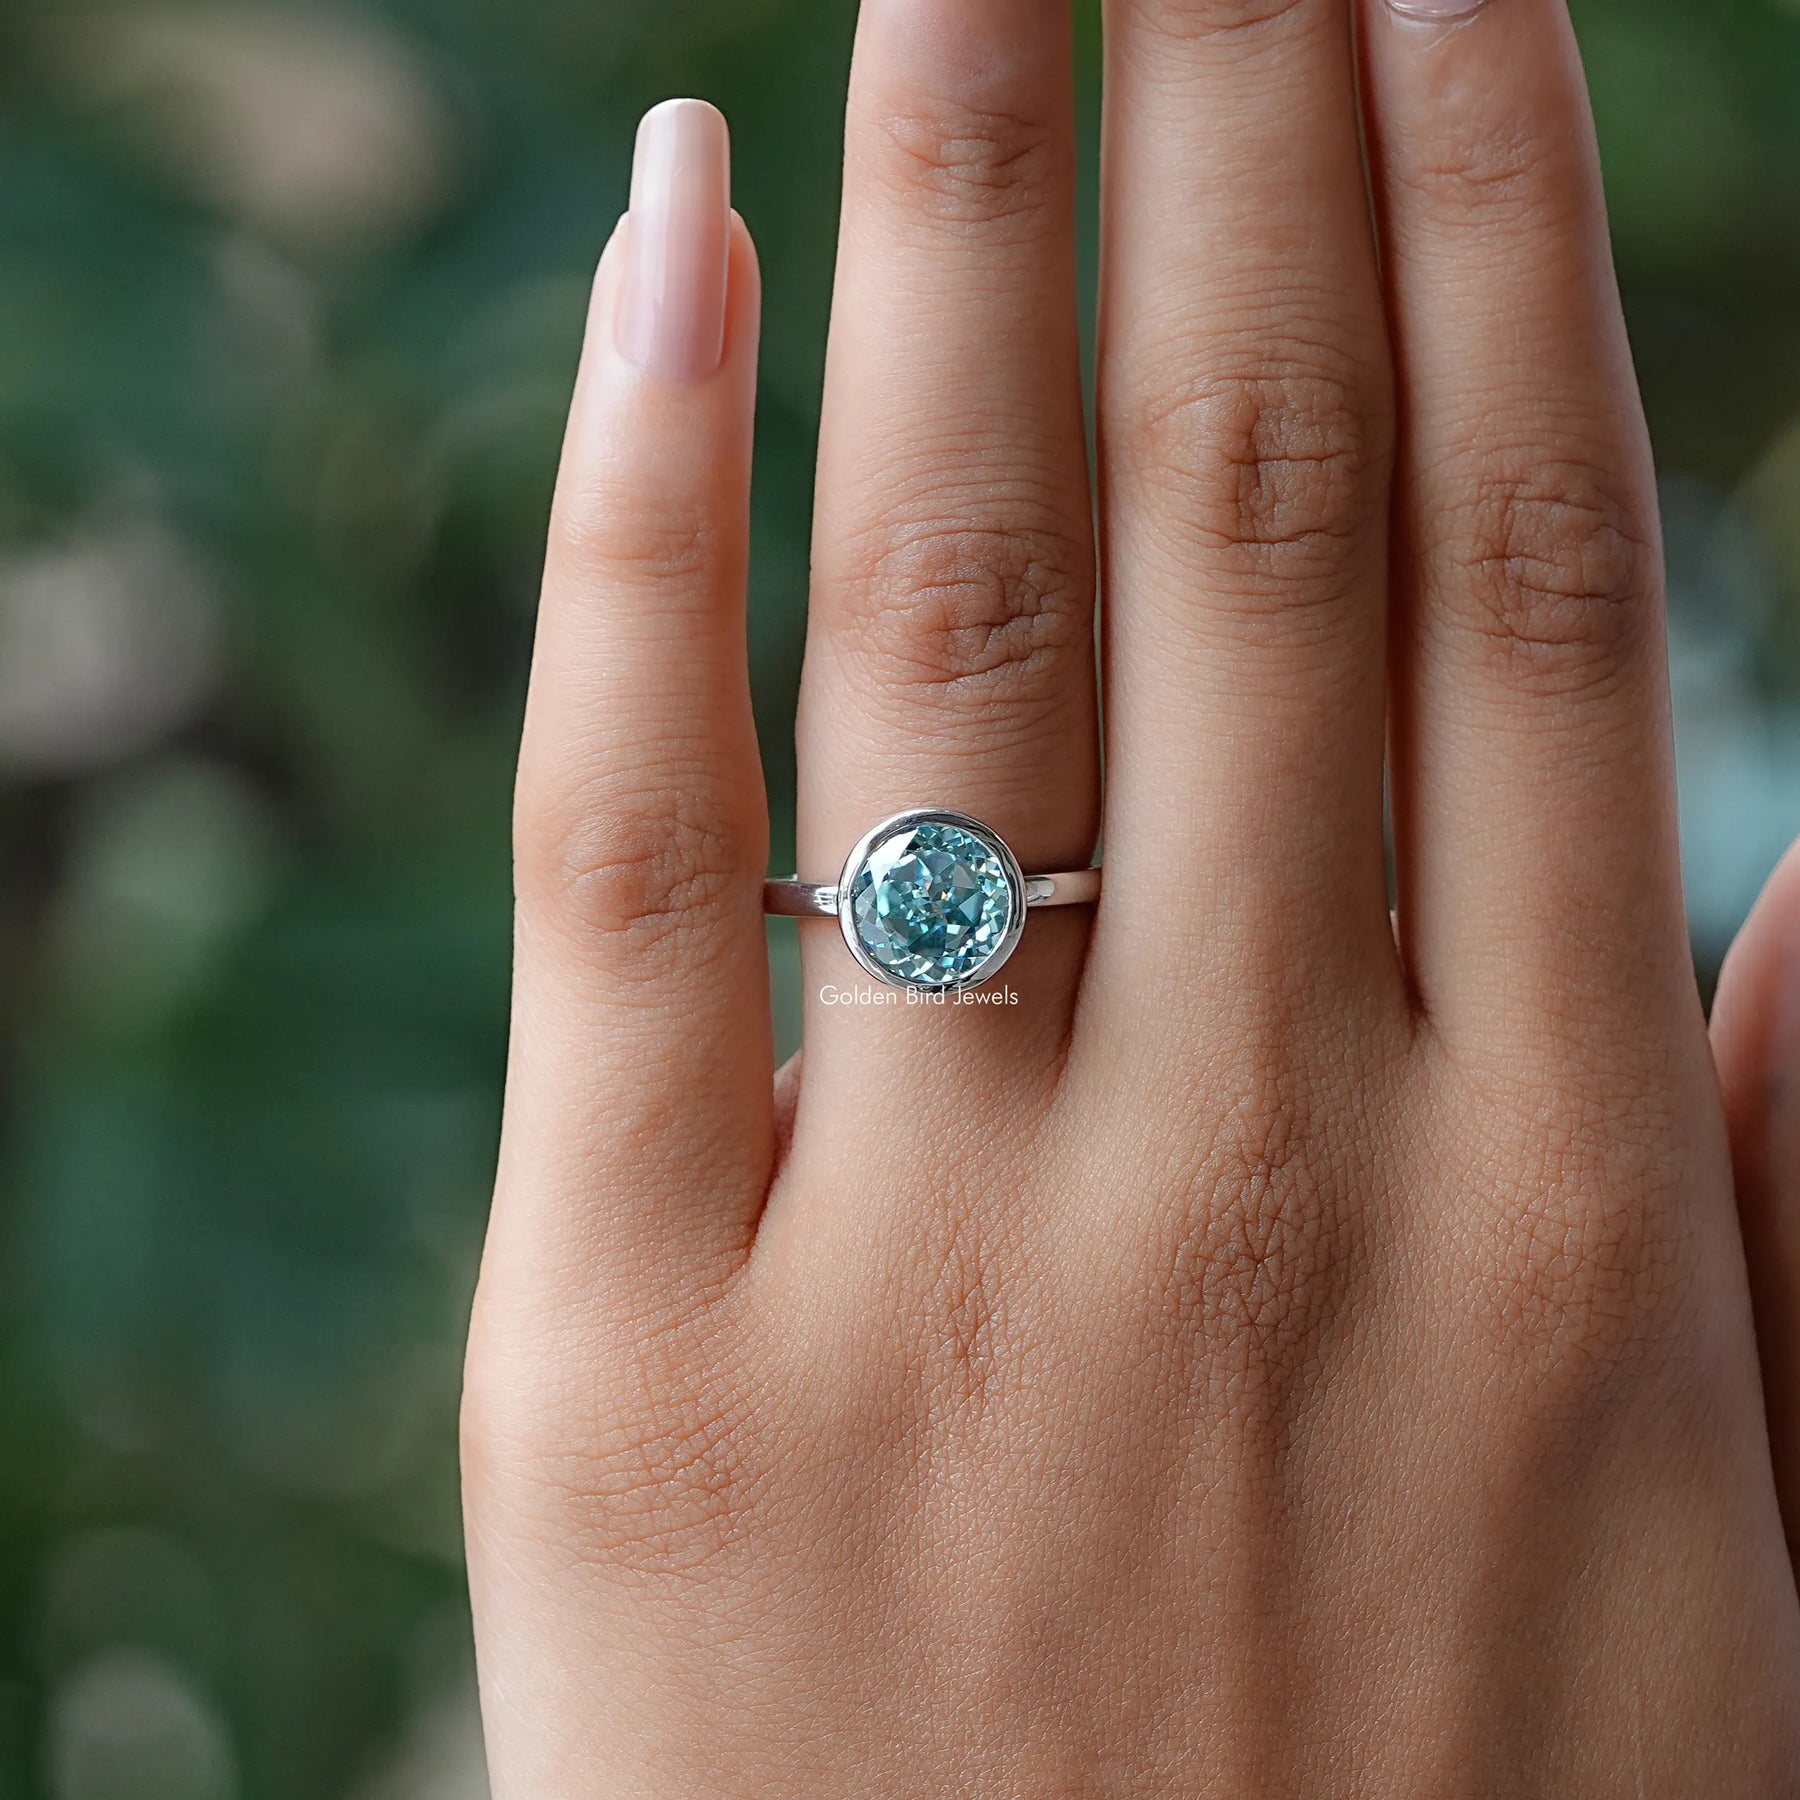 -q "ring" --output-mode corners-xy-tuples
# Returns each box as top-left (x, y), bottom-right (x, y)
(765, 809), (1101, 994)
